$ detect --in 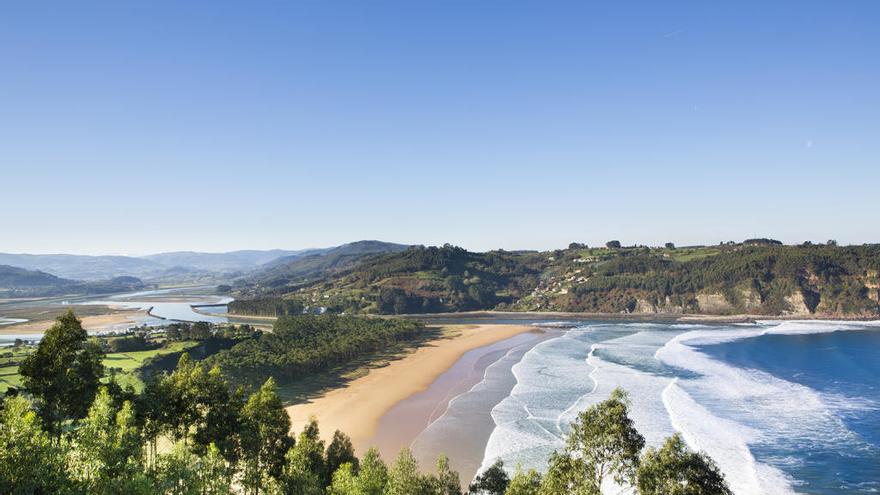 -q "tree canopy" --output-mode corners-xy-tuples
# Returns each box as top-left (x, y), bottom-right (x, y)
(18, 309), (104, 433)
